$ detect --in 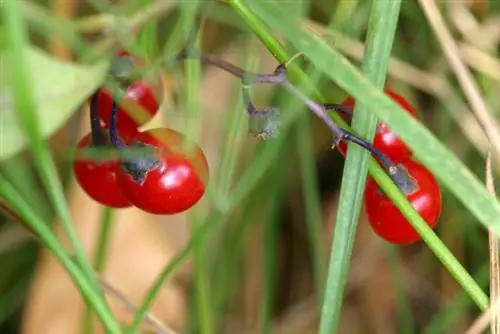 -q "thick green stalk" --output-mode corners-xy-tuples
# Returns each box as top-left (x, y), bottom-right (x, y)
(82, 208), (115, 334)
